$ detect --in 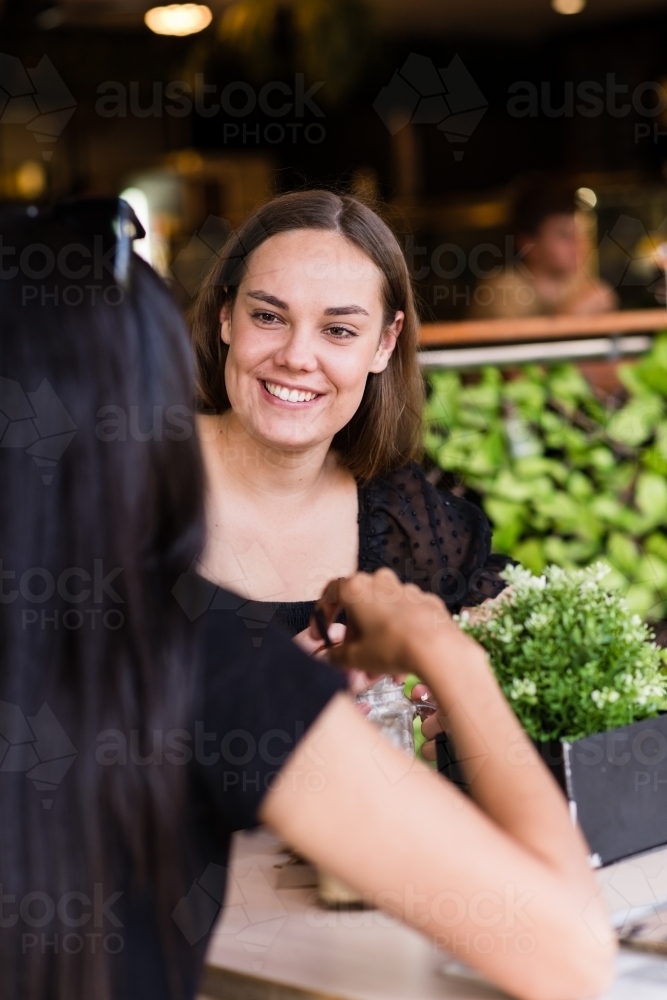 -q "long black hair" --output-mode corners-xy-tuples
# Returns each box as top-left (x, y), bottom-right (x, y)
(0, 208), (204, 999)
